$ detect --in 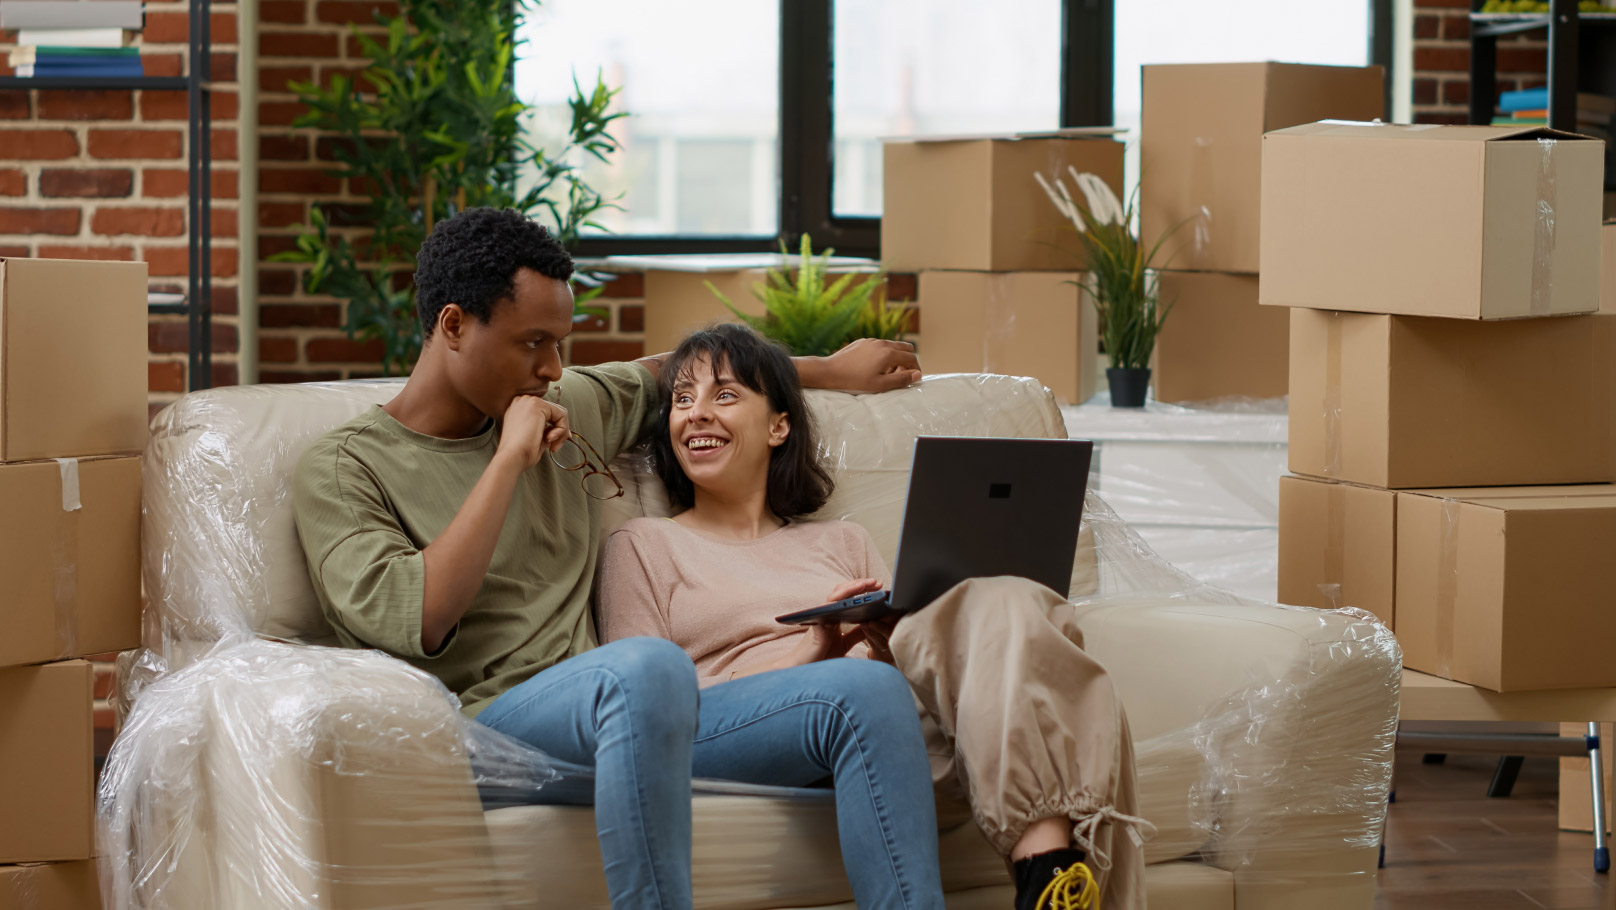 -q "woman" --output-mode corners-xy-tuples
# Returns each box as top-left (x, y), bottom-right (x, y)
(596, 325), (1149, 910)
